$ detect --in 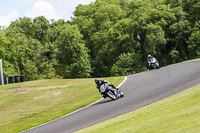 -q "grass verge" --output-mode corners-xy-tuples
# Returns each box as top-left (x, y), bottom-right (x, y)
(0, 77), (124, 133)
(76, 83), (200, 133)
